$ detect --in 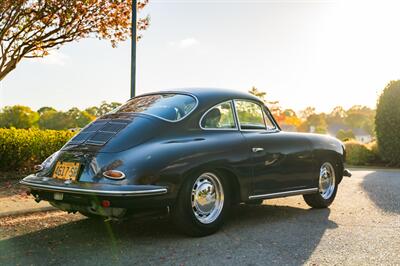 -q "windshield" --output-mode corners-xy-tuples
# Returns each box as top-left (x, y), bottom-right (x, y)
(112, 93), (197, 122)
